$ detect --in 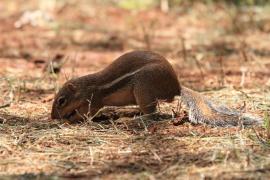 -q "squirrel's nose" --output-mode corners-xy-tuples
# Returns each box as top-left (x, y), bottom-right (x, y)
(51, 104), (61, 119)
(51, 109), (58, 119)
